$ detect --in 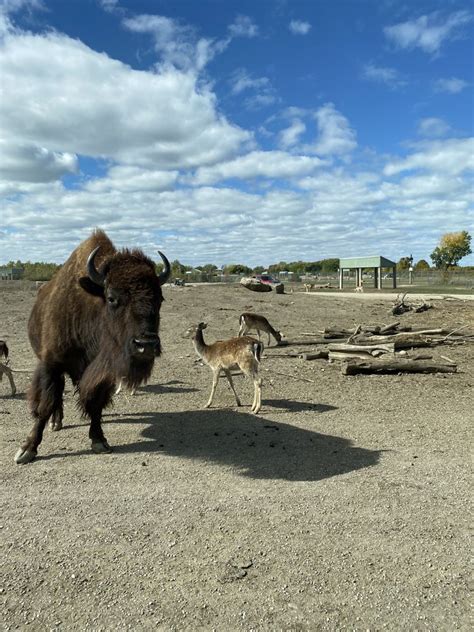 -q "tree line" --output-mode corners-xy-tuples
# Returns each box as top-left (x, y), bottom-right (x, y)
(4, 231), (472, 281)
